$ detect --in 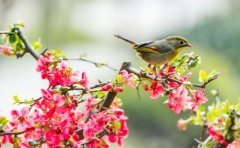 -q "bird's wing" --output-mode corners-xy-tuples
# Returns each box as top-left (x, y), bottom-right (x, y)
(134, 41), (159, 53)
(136, 40), (173, 54)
